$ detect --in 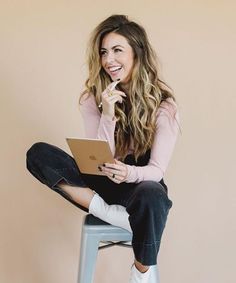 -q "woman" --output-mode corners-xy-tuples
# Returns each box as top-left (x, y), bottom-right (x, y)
(26, 15), (180, 283)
